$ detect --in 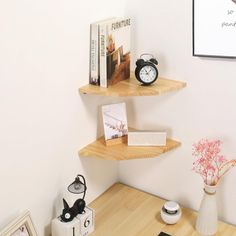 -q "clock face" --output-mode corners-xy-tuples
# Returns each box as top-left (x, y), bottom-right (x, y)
(139, 65), (157, 84)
